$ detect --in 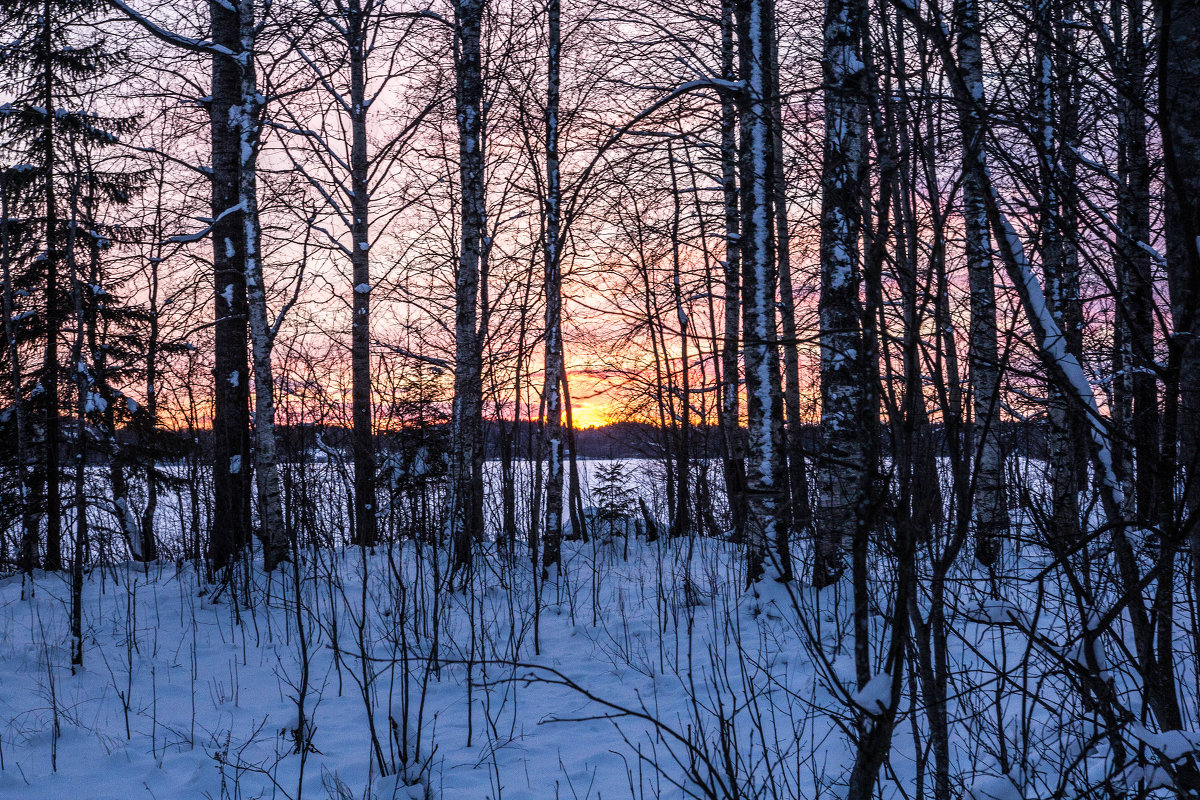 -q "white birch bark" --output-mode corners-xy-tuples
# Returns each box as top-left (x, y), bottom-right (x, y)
(736, 0), (788, 585)
(954, 0), (1008, 564)
(209, 0), (253, 571)
(234, 0), (288, 570)
(347, 0), (377, 549)
(719, 0), (747, 539)
(542, 0), (565, 572)
(815, 0), (869, 587)
(1035, 0), (1083, 548)
(449, 0), (487, 574)
(1112, 0), (1156, 523)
